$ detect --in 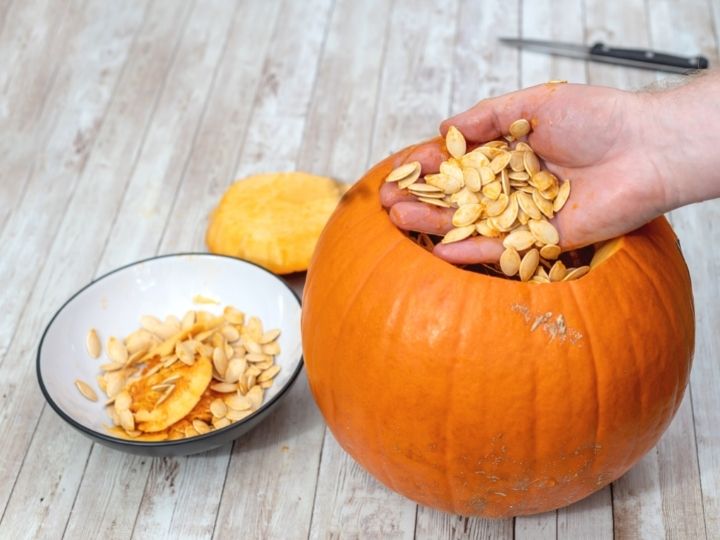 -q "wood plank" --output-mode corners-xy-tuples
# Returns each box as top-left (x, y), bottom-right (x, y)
(209, 1), (336, 538)
(302, 0), (454, 537)
(583, 0), (657, 91)
(369, 0), (458, 162)
(0, 0), (71, 235)
(59, 3), (200, 536)
(311, 435), (416, 540)
(557, 487), (613, 540)
(519, 0), (587, 88)
(647, 1), (717, 538)
(450, 0), (520, 114)
(515, 512), (556, 540)
(0, 0), (152, 534)
(0, 0), (144, 361)
(669, 202), (720, 539)
(133, 448), (230, 539)
(516, 0), (591, 536)
(418, 0), (518, 535)
(416, 506), (513, 540)
(612, 449), (665, 540)
(579, 3), (661, 539)
(63, 447), (153, 540)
